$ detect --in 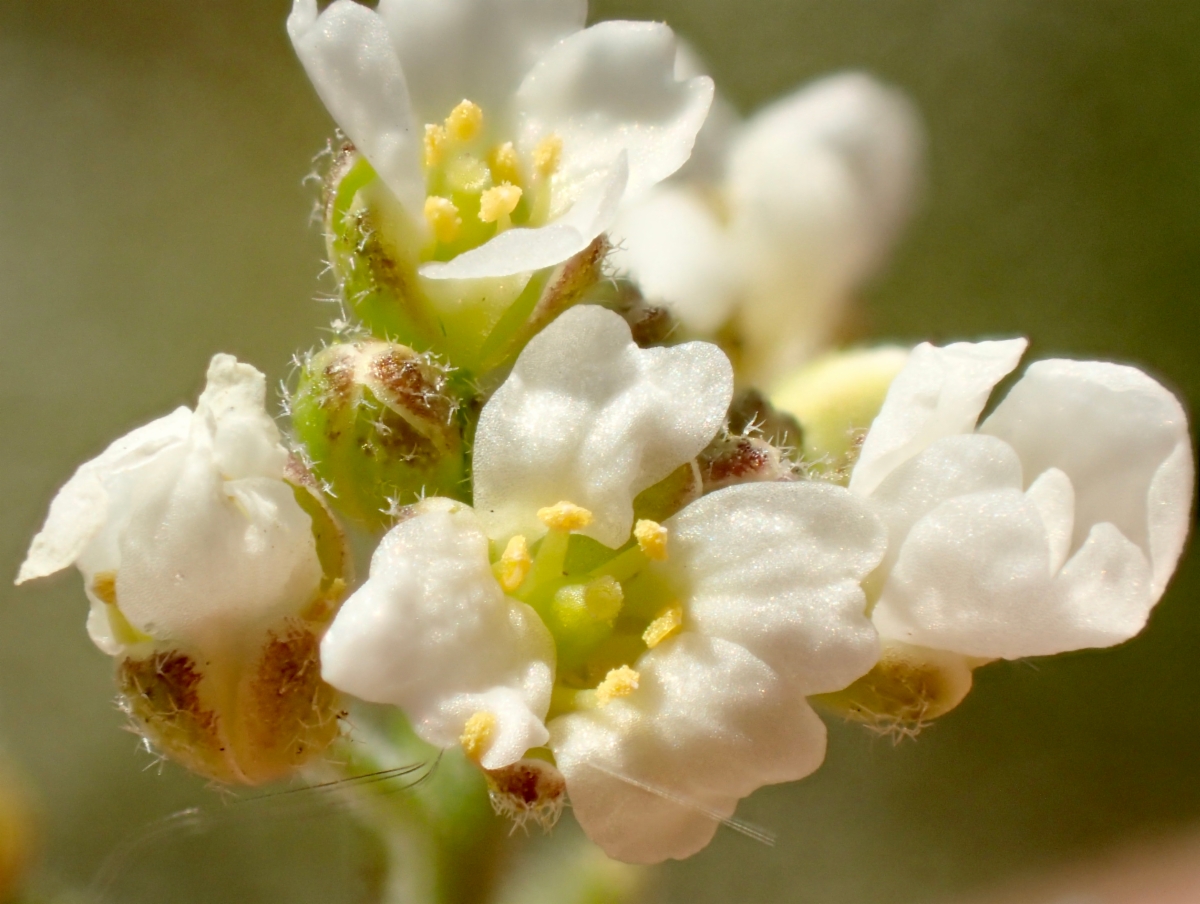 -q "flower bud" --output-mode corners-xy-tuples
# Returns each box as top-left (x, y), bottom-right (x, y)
(322, 146), (606, 375)
(18, 355), (351, 785)
(291, 341), (467, 530)
(771, 346), (910, 482)
(483, 756), (566, 831)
